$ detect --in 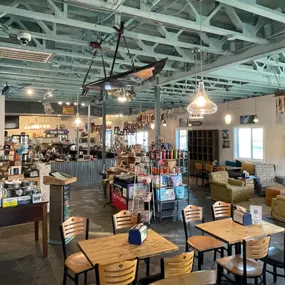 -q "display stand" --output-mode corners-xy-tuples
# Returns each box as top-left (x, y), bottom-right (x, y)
(43, 175), (77, 244)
